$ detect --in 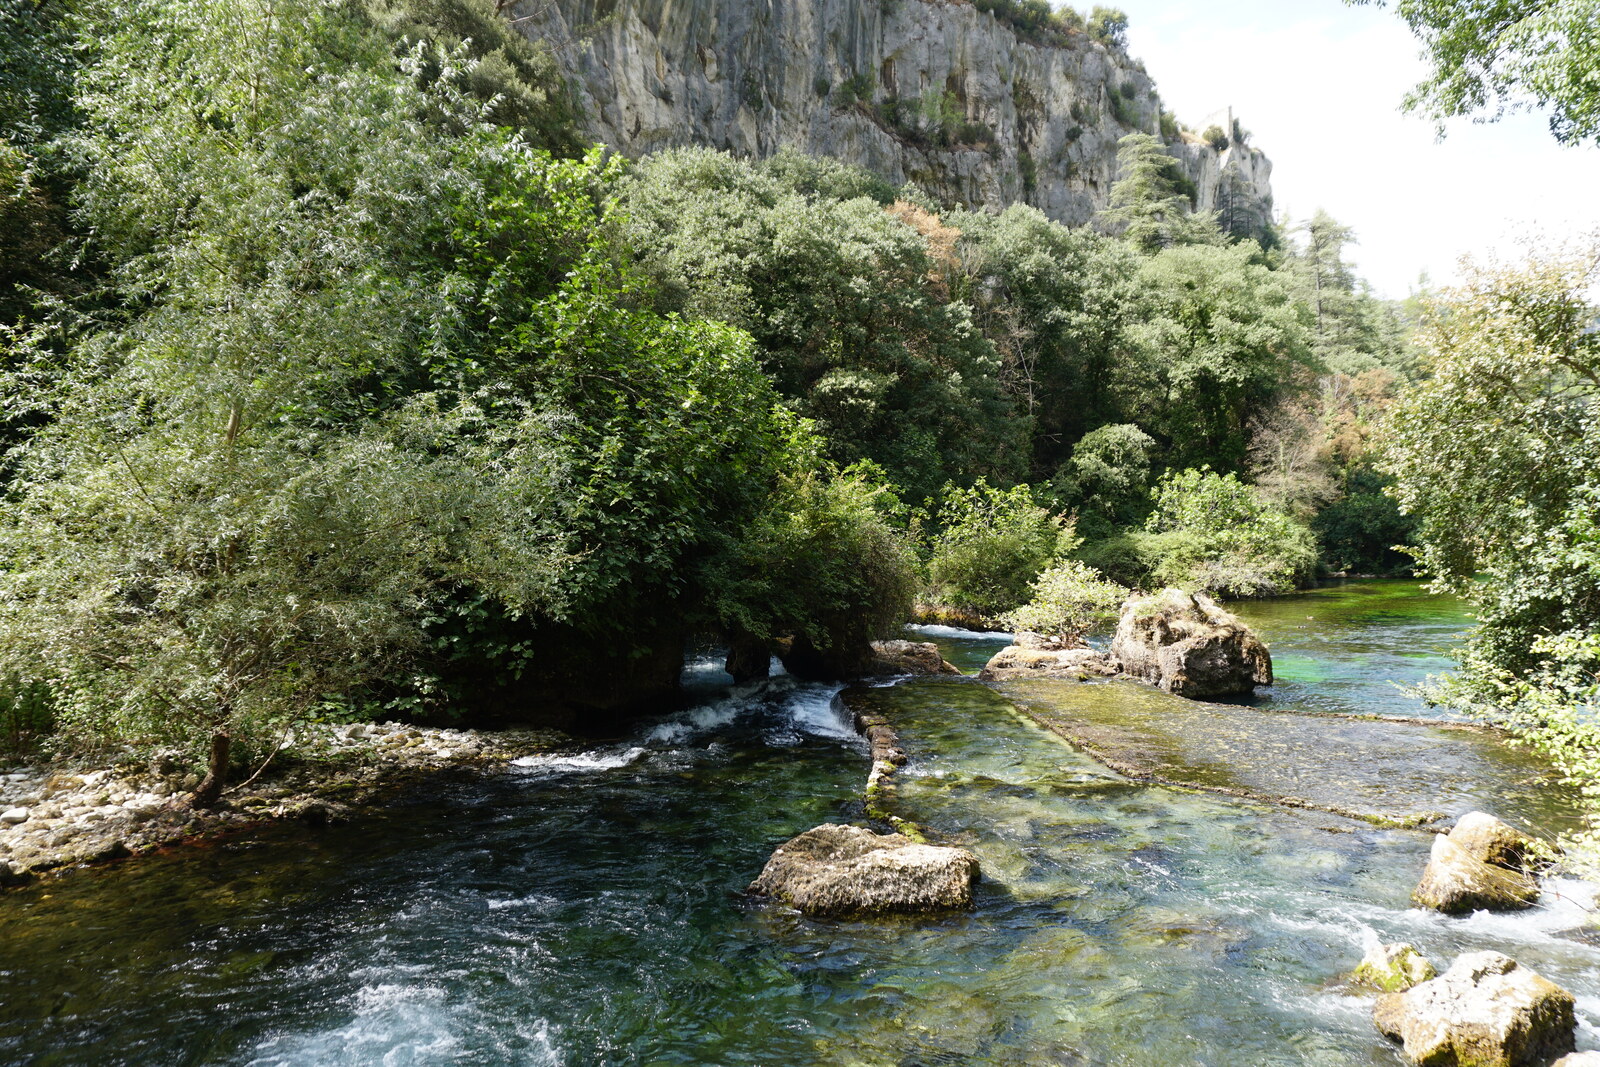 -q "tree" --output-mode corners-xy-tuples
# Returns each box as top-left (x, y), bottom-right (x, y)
(1126, 242), (1314, 470)
(1098, 133), (1219, 254)
(1002, 561), (1128, 645)
(923, 480), (1076, 618)
(1381, 245), (1600, 674)
(1138, 467), (1317, 597)
(1350, 0), (1600, 145)
(1087, 6), (1130, 49)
